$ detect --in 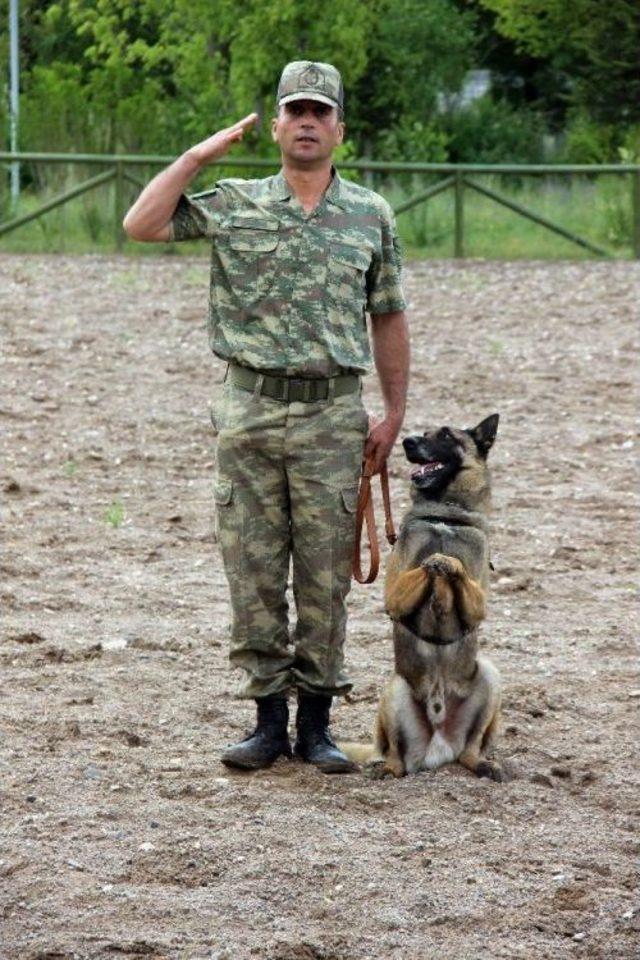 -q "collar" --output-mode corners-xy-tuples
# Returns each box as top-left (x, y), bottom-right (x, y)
(270, 166), (347, 209)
